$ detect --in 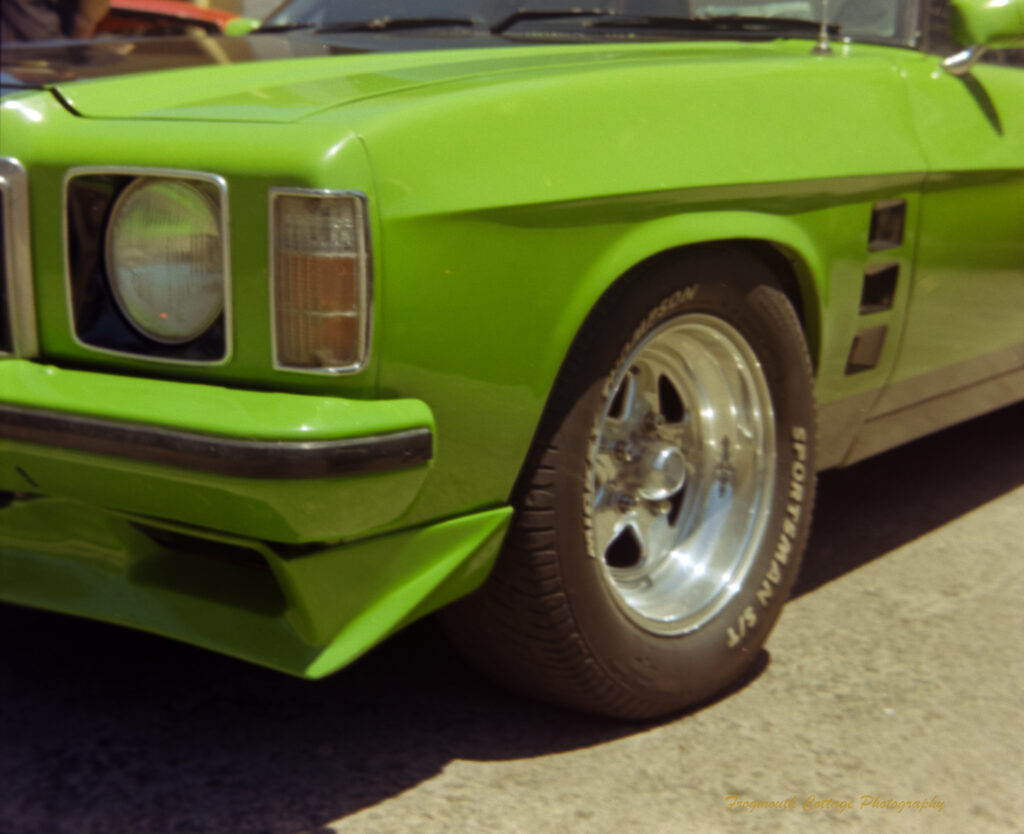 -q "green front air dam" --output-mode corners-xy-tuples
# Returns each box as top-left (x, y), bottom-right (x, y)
(0, 497), (511, 677)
